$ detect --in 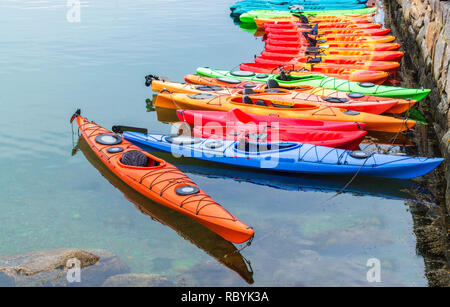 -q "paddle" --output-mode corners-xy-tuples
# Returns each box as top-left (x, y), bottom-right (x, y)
(111, 125), (148, 134)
